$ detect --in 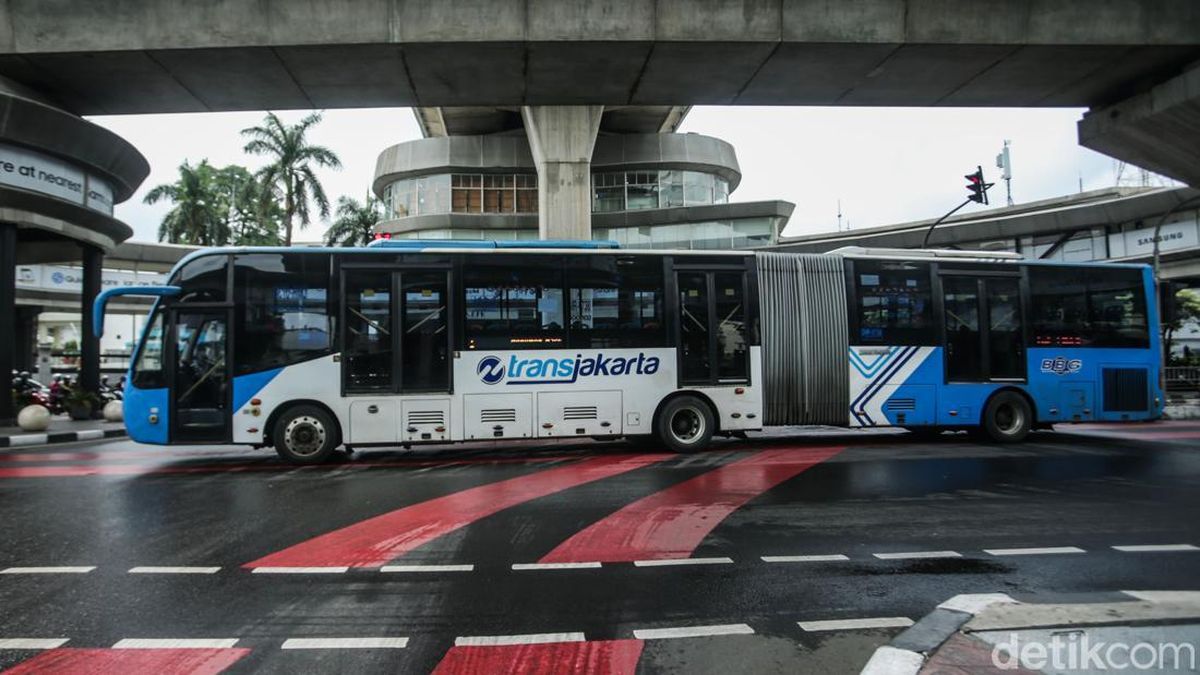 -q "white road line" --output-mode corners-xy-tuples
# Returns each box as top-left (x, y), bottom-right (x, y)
(1113, 544), (1199, 552)
(633, 557), (734, 567)
(761, 554), (849, 563)
(250, 566), (348, 574)
(281, 637), (409, 650)
(0, 638), (69, 649)
(454, 633), (585, 646)
(512, 562), (602, 570)
(799, 617), (915, 632)
(128, 566), (221, 574)
(872, 551), (961, 560)
(632, 624), (754, 640)
(76, 429), (105, 441)
(984, 547), (1086, 556)
(1123, 591), (1200, 603)
(113, 638), (240, 649)
(0, 566), (96, 574)
(380, 564), (475, 573)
